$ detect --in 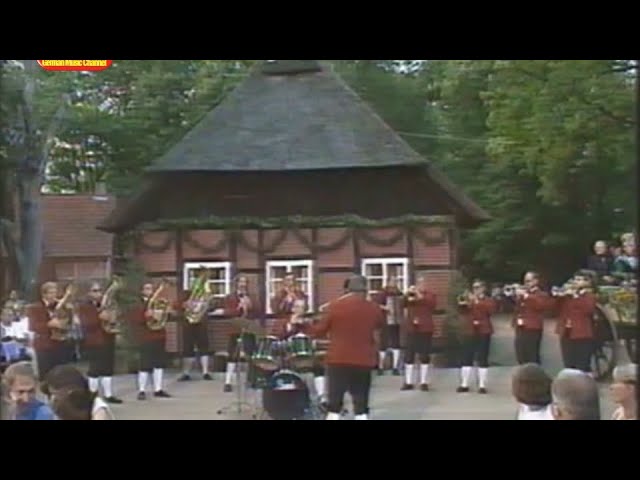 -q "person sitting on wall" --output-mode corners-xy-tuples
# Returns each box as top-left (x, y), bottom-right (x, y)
(586, 240), (615, 284)
(612, 234), (637, 285)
